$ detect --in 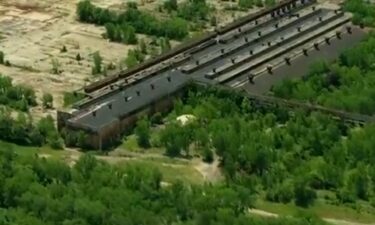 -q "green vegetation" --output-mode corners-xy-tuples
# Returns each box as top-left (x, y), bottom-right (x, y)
(92, 51), (103, 75)
(256, 199), (375, 223)
(61, 45), (67, 53)
(42, 93), (53, 109)
(159, 37), (172, 53)
(177, 0), (211, 22)
(63, 91), (85, 107)
(76, 53), (82, 61)
(124, 48), (145, 69)
(0, 109), (62, 149)
(0, 51), (4, 64)
(164, 0), (178, 13)
(239, 0), (257, 9)
(344, 0), (375, 27)
(134, 117), (151, 148)
(105, 23), (138, 44)
(272, 32), (375, 114)
(77, 0), (189, 41)
(0, 144), (332, 225)
(237, 0), (275, 10)
(51, 58), (61, 74)
(133, 84), (375, 215)
(0, 75), (37, 111)
(0, 3), (374, 224)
